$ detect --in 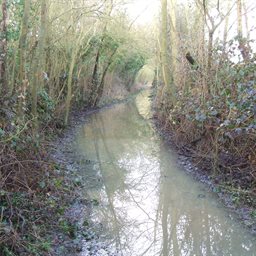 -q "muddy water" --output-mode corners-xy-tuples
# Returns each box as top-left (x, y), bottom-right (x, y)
(75, 91), (256, 256)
